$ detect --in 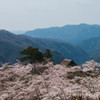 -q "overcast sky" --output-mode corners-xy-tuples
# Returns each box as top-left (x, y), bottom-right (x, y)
(0, 0), (100, 31)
